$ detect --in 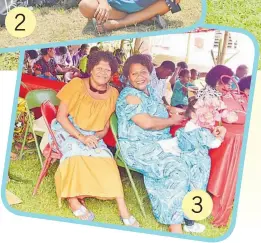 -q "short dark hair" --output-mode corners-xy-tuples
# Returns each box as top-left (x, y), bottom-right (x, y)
(236, 64), (248, 72)
(27, 50), (38, 60)
(238, 75), (251, 92)
(123, 54), (154, 78)
(185, 96), (198, 119)
(190, 69), (197, 74)
(87, 51), (118, 74)
(80, 44), (89, 50)
(205, 65), (234, 88)
(40, 48), (49, 56)
(59, 46), (67, 55)
(90, 46), (100, 54)
(179, 69), (190, 77)
(177, 61), (188, 69)
(160, 61), (175, 72)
